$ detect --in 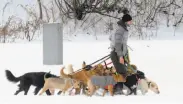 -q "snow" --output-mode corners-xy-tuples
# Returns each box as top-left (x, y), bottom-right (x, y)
(0, 0), (183, 103)
(0, 35), (183, 104)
